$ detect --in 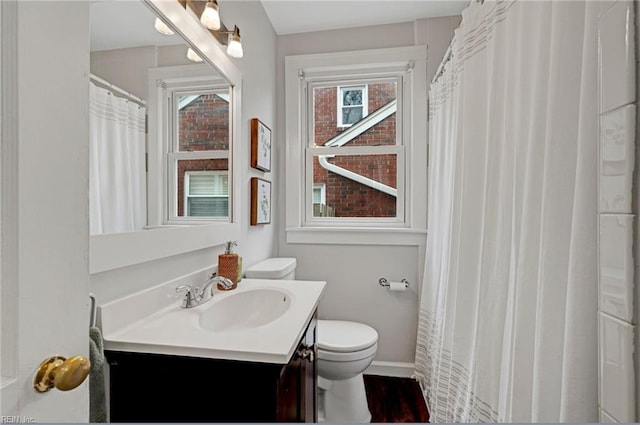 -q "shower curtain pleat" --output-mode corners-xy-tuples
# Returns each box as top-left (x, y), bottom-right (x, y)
(89, 82), (147, 235)
(414, 1), (598, 422)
